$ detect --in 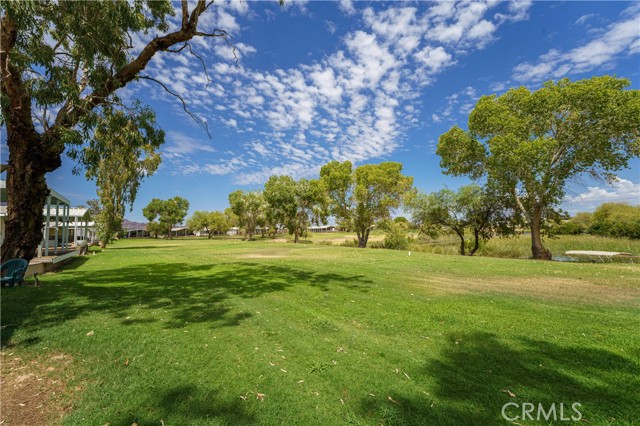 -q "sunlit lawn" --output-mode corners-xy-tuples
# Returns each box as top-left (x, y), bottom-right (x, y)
(2, 238), (639, 425)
